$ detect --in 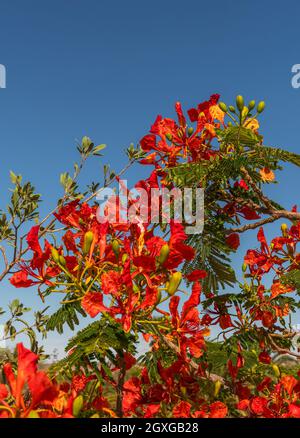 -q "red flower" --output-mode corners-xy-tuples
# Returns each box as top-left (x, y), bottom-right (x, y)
(173, 401), (191, 418)
(2, 343), (57, 417)
(259, 351), (271, 364)
(226, 233), (240, 250)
